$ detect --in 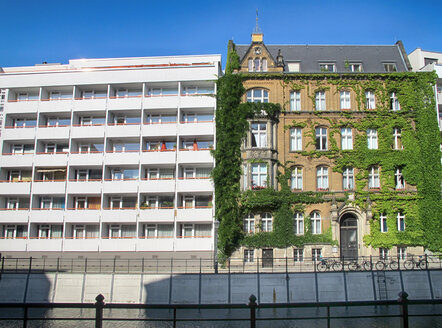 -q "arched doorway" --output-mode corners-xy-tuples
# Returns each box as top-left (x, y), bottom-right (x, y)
(340, 214), (358, 259)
